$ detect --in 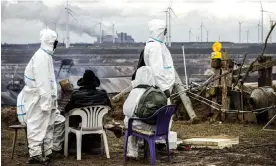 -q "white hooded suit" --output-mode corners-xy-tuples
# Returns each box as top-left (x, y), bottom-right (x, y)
(16, 29), (64, 157)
